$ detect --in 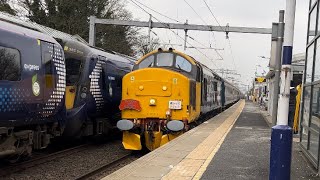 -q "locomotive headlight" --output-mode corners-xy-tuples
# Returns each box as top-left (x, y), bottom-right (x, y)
(162, 86), (167, 91)
(149, 98), (156, 106)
